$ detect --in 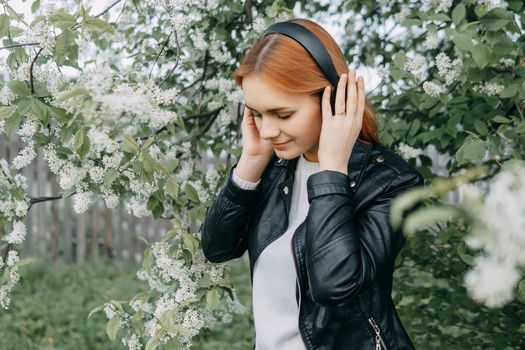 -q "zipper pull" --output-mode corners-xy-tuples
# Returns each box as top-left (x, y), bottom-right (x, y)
(368, 317), (382, 350)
